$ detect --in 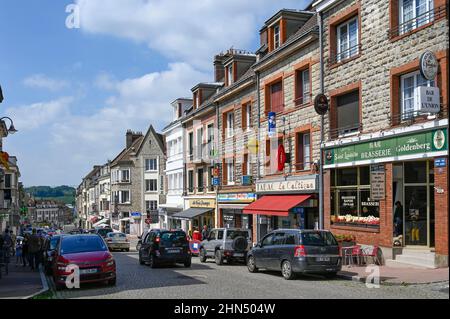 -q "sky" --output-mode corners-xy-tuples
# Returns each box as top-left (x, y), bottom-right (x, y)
(0, 0), (308, 187)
